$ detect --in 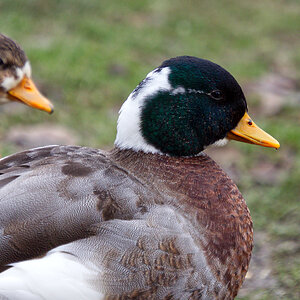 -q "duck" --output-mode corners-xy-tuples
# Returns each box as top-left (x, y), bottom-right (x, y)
(0, 56), (279, 300)
(0, 33), (53, 113)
